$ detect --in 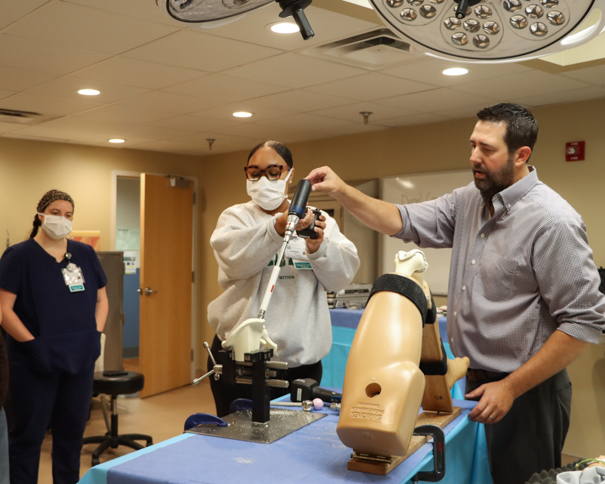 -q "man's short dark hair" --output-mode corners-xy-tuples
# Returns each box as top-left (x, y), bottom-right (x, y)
(477, 103), (538, 158)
